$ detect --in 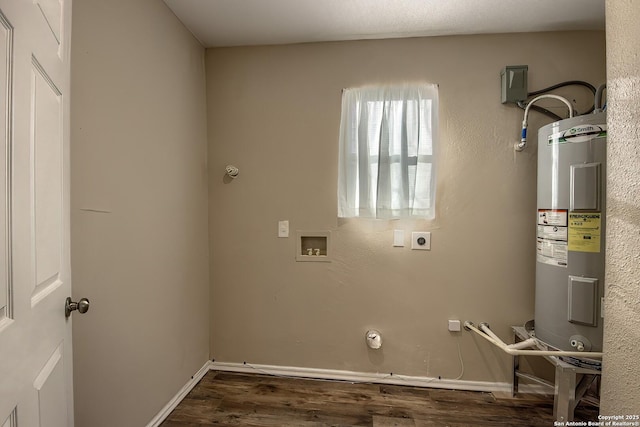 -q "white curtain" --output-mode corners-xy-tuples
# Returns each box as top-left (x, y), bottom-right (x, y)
(338, 84), (438, 219)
